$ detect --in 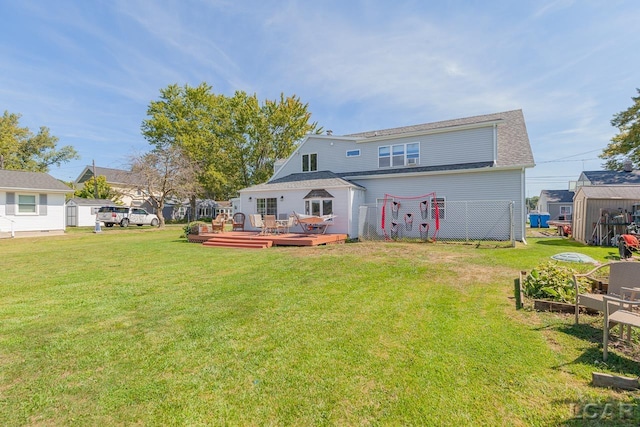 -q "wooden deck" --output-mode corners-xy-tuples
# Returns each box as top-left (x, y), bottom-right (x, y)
(188, 231), (347, 248)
